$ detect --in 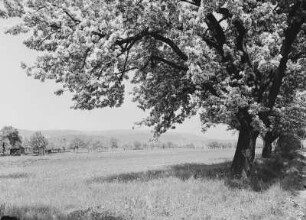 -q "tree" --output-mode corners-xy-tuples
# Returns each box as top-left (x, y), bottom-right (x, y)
(0, 137), (10, 155)
(109, 138), (119, 149)
(70, 137), (86, 152)
(91, 140), (104, 151)
(133, 141), (142, 150)
(261, 91), (306, 158)
(0, 126), (22, 150)
(29, 131), (48, 155)
(3, 0), (306, 176)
